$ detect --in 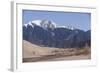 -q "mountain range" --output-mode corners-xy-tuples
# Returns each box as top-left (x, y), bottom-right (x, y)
(23, 19), (91, 48)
